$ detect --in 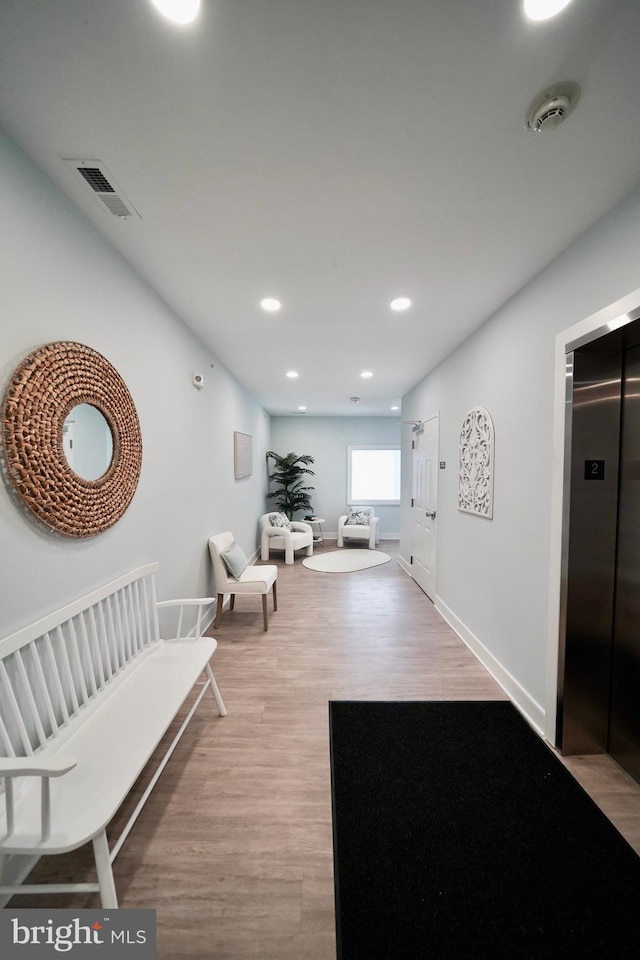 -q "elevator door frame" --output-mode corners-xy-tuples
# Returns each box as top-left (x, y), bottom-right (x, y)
(549, 292), (640, 752)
